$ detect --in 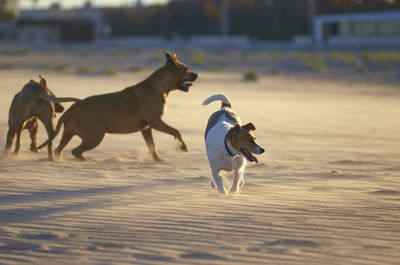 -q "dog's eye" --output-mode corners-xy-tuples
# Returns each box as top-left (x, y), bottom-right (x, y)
(248, 139), (255, 144)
